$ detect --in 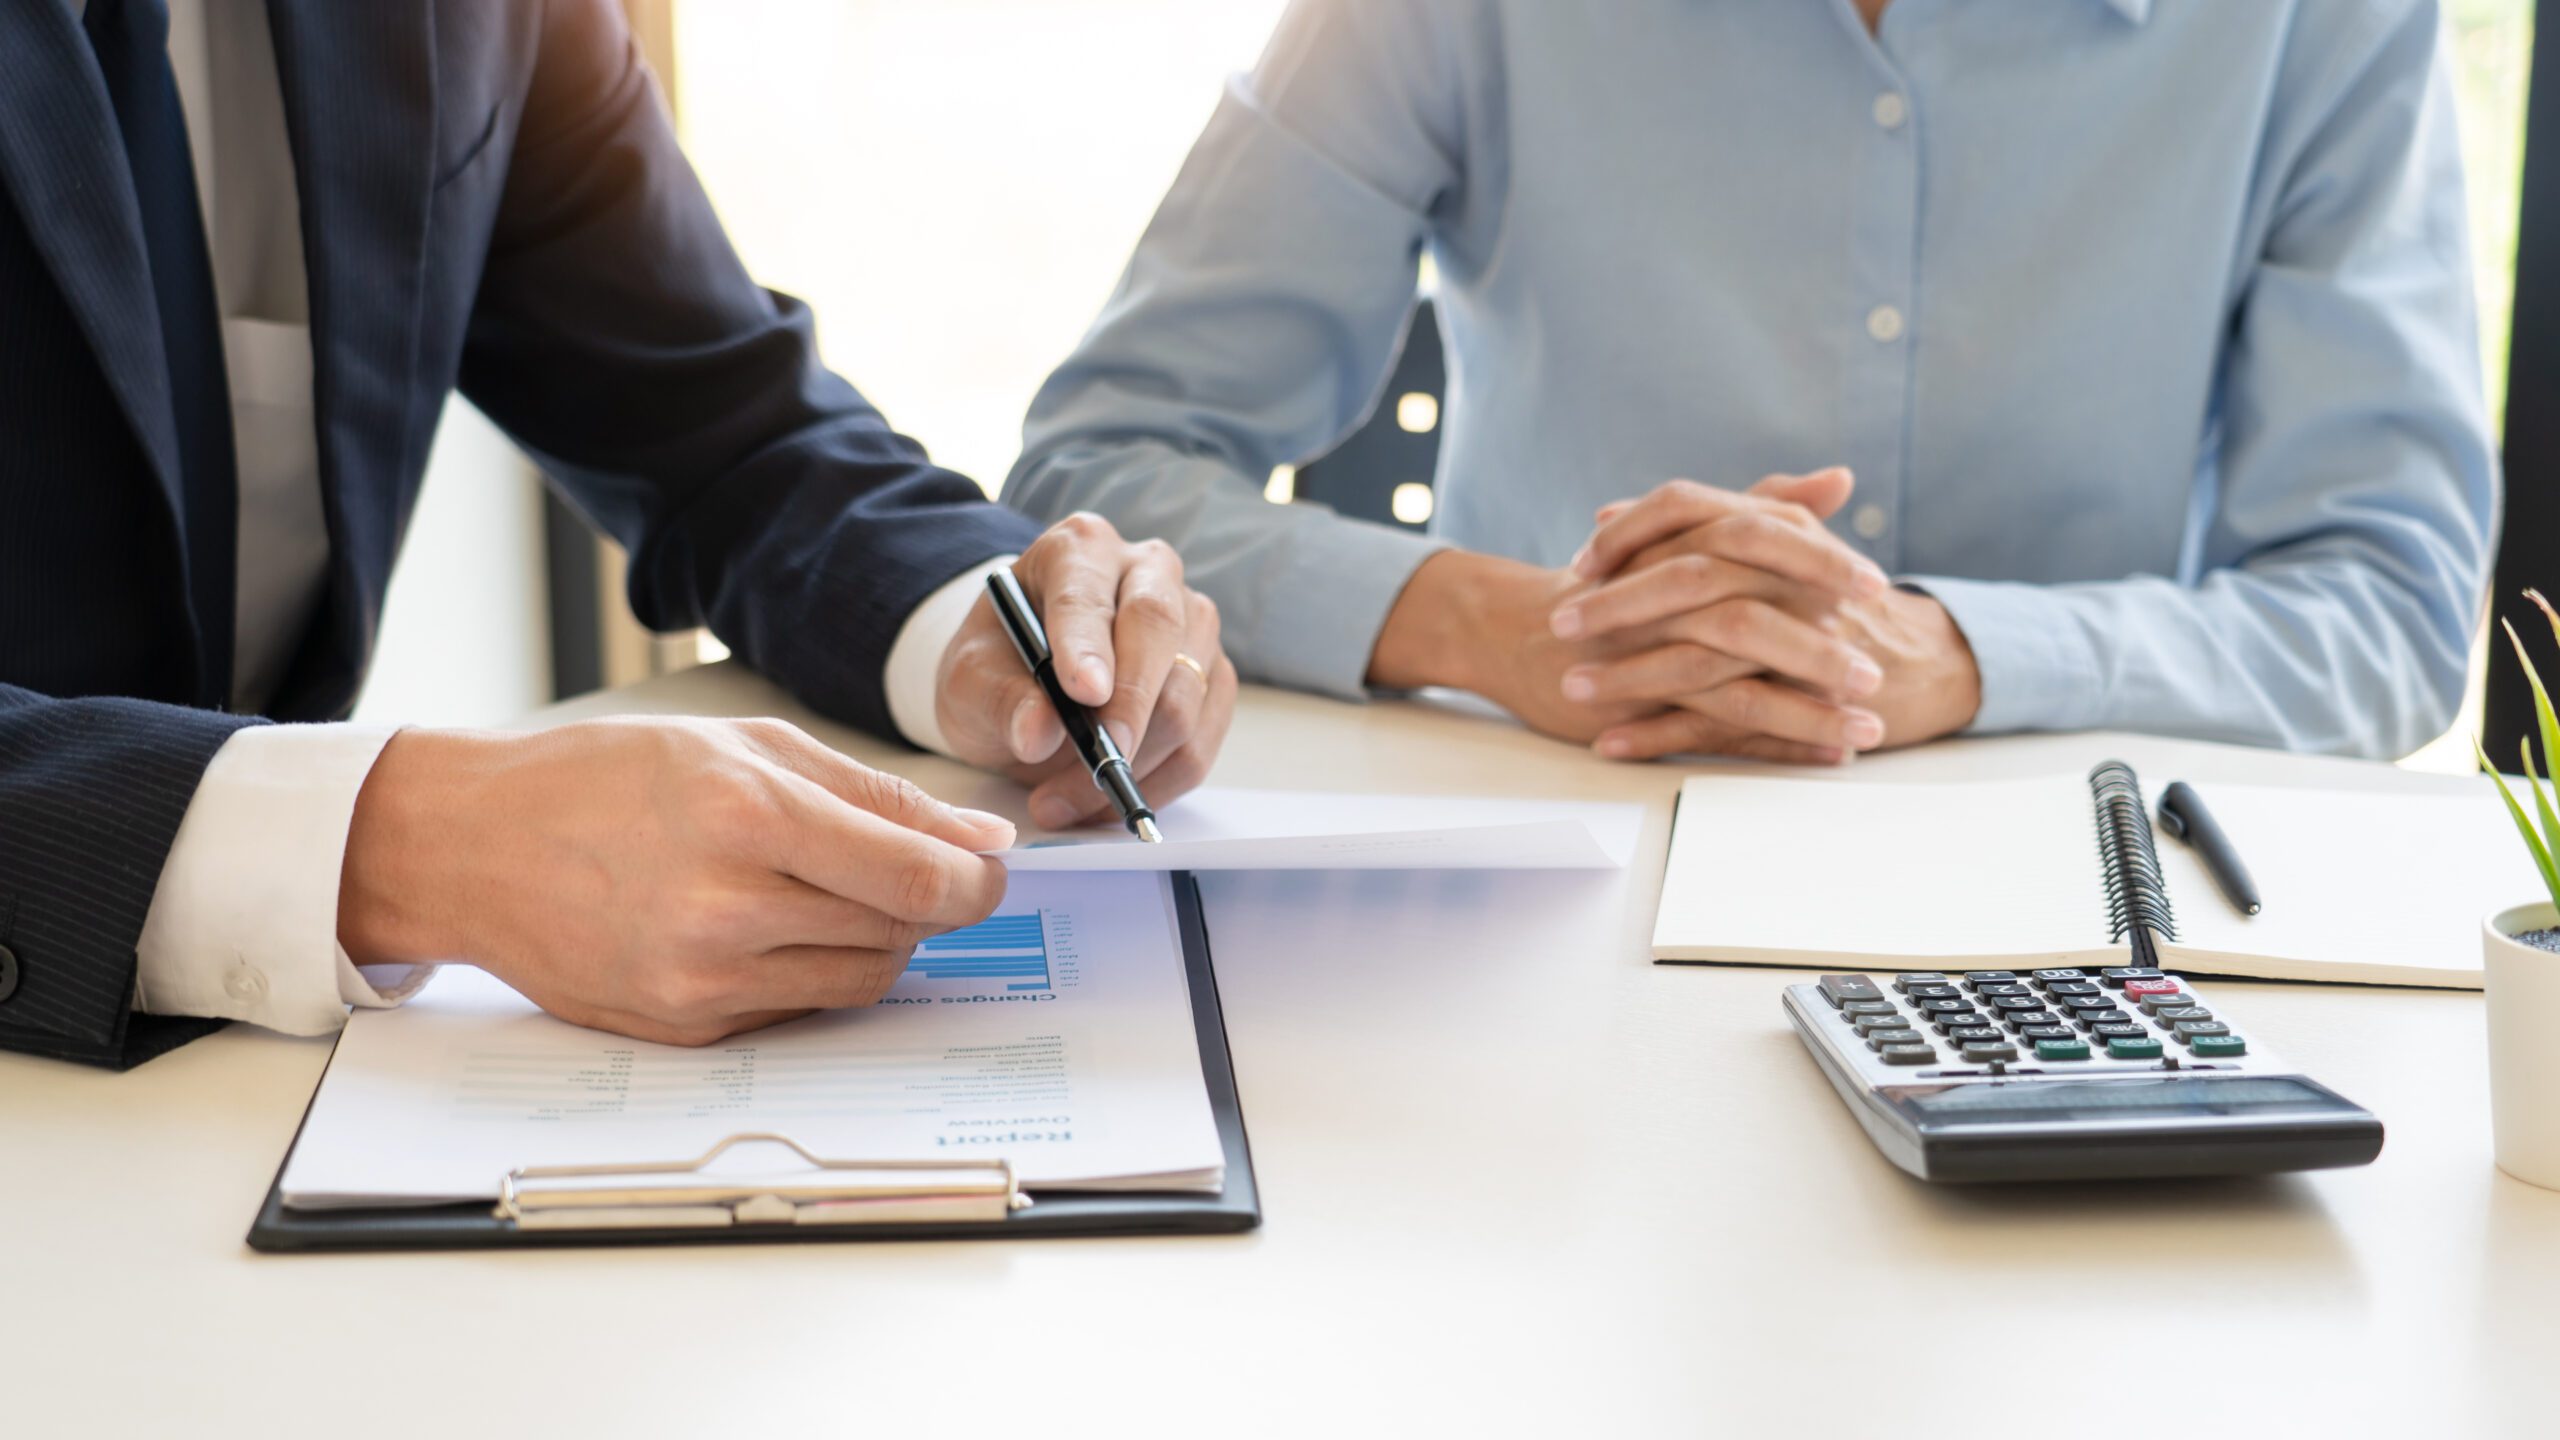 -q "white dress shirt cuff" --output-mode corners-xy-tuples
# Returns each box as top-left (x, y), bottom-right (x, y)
(132, 722), (431, 1037)
(885, 556), (1016, 757)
